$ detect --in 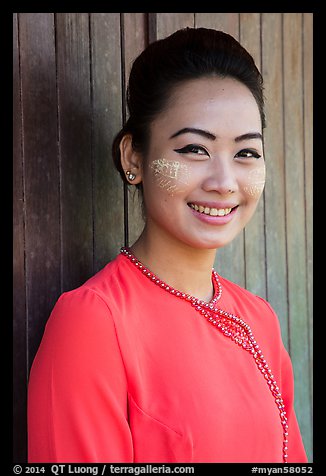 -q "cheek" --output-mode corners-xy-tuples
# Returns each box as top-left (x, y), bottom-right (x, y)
(149, 158), (190, 196)
(242, 165), (266, 199)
